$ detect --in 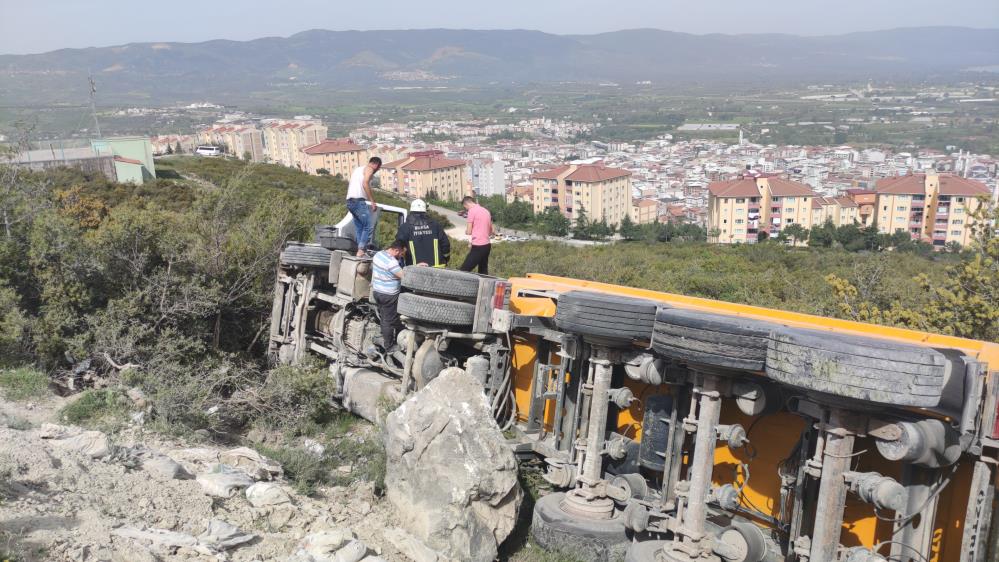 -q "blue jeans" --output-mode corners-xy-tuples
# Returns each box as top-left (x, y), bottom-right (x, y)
(346, 198), (375, 251)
